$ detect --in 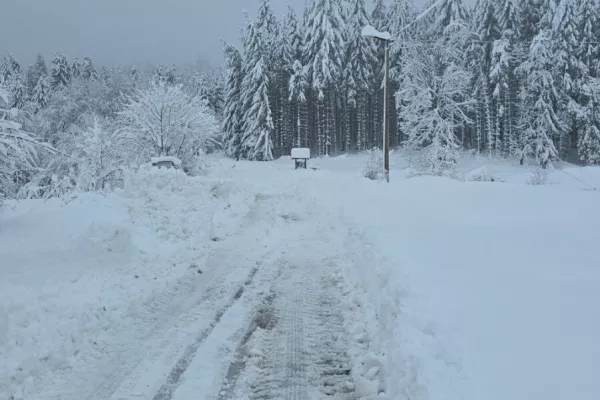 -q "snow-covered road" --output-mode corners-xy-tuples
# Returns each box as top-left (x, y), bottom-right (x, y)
(1, 163), (381, 400)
